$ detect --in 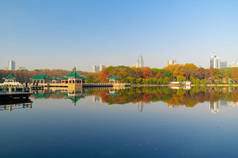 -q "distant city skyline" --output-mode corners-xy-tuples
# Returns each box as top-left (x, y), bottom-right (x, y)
(3, 53), (238, 71)
(1, 0), (238, 71)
